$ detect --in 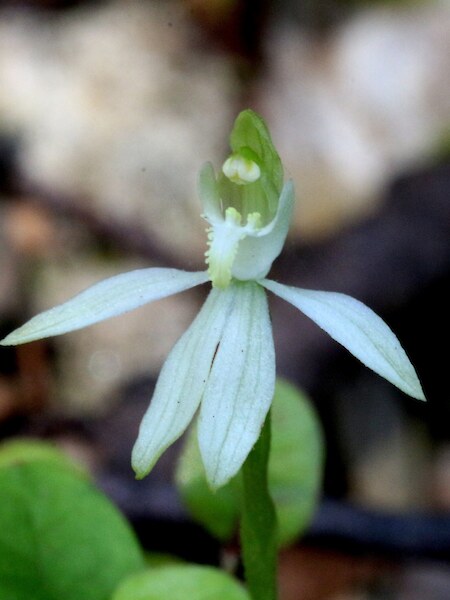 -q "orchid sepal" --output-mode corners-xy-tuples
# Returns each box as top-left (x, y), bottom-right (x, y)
(0, 269), (209, 346)
(261, 279), (425, 401)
